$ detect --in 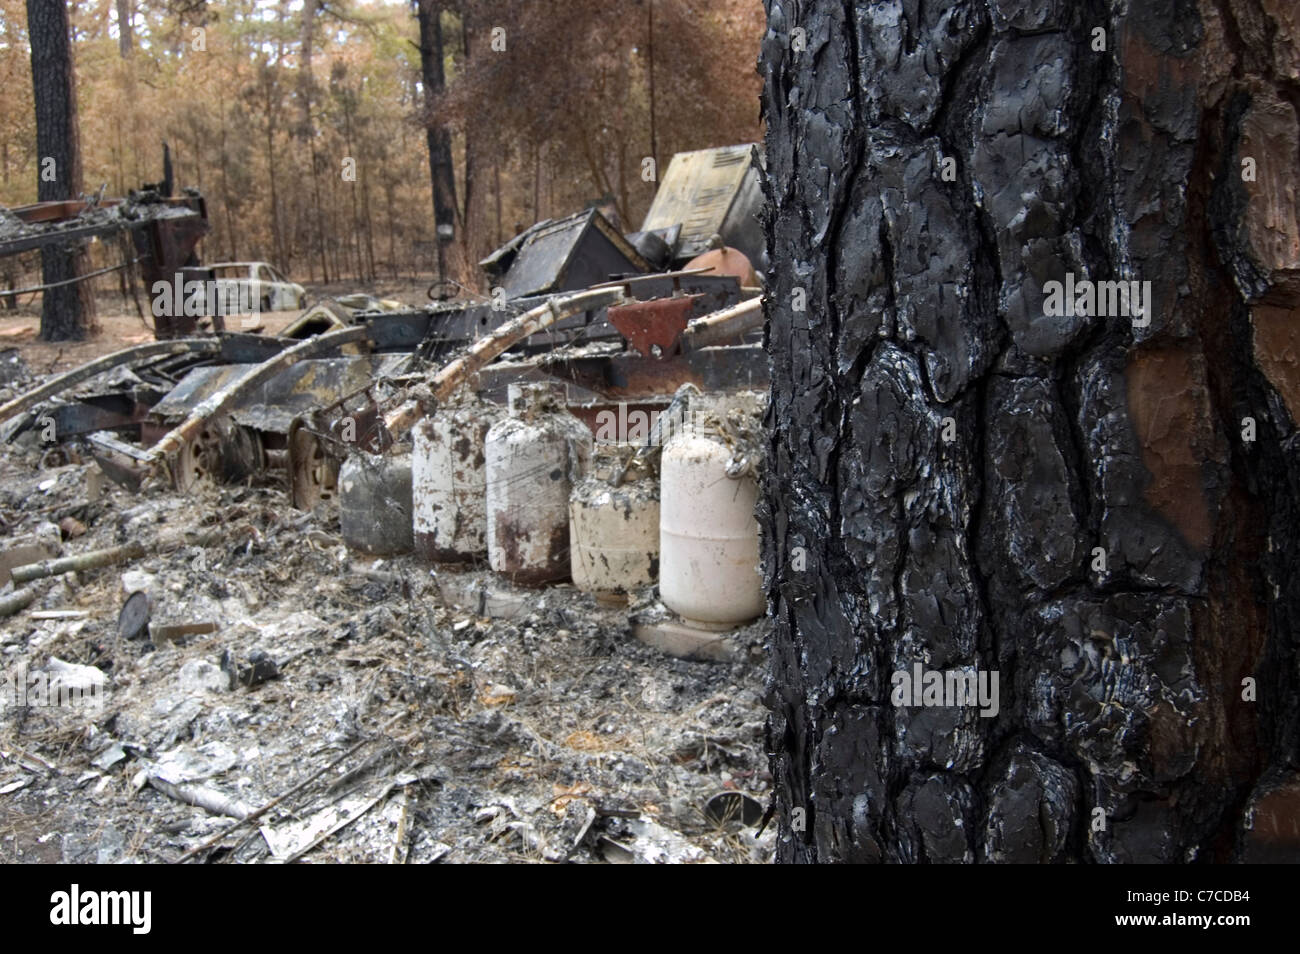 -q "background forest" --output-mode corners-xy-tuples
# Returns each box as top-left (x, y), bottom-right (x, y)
(0, 0), (764, 298)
